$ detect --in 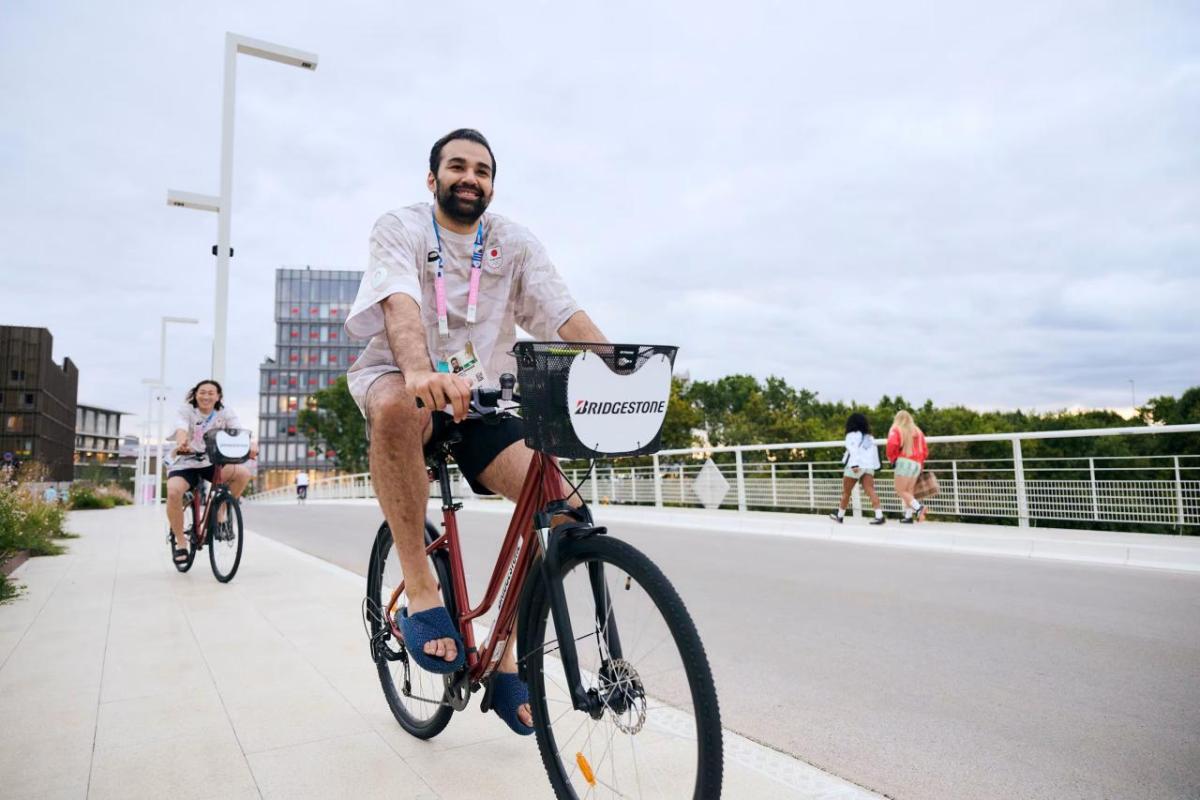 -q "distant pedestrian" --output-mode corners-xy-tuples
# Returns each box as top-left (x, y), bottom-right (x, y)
(887, 410), (929, 523)
(295, 470), (309, 503)
(830, 413), (885, 525)
(42, 485), (58, 504)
